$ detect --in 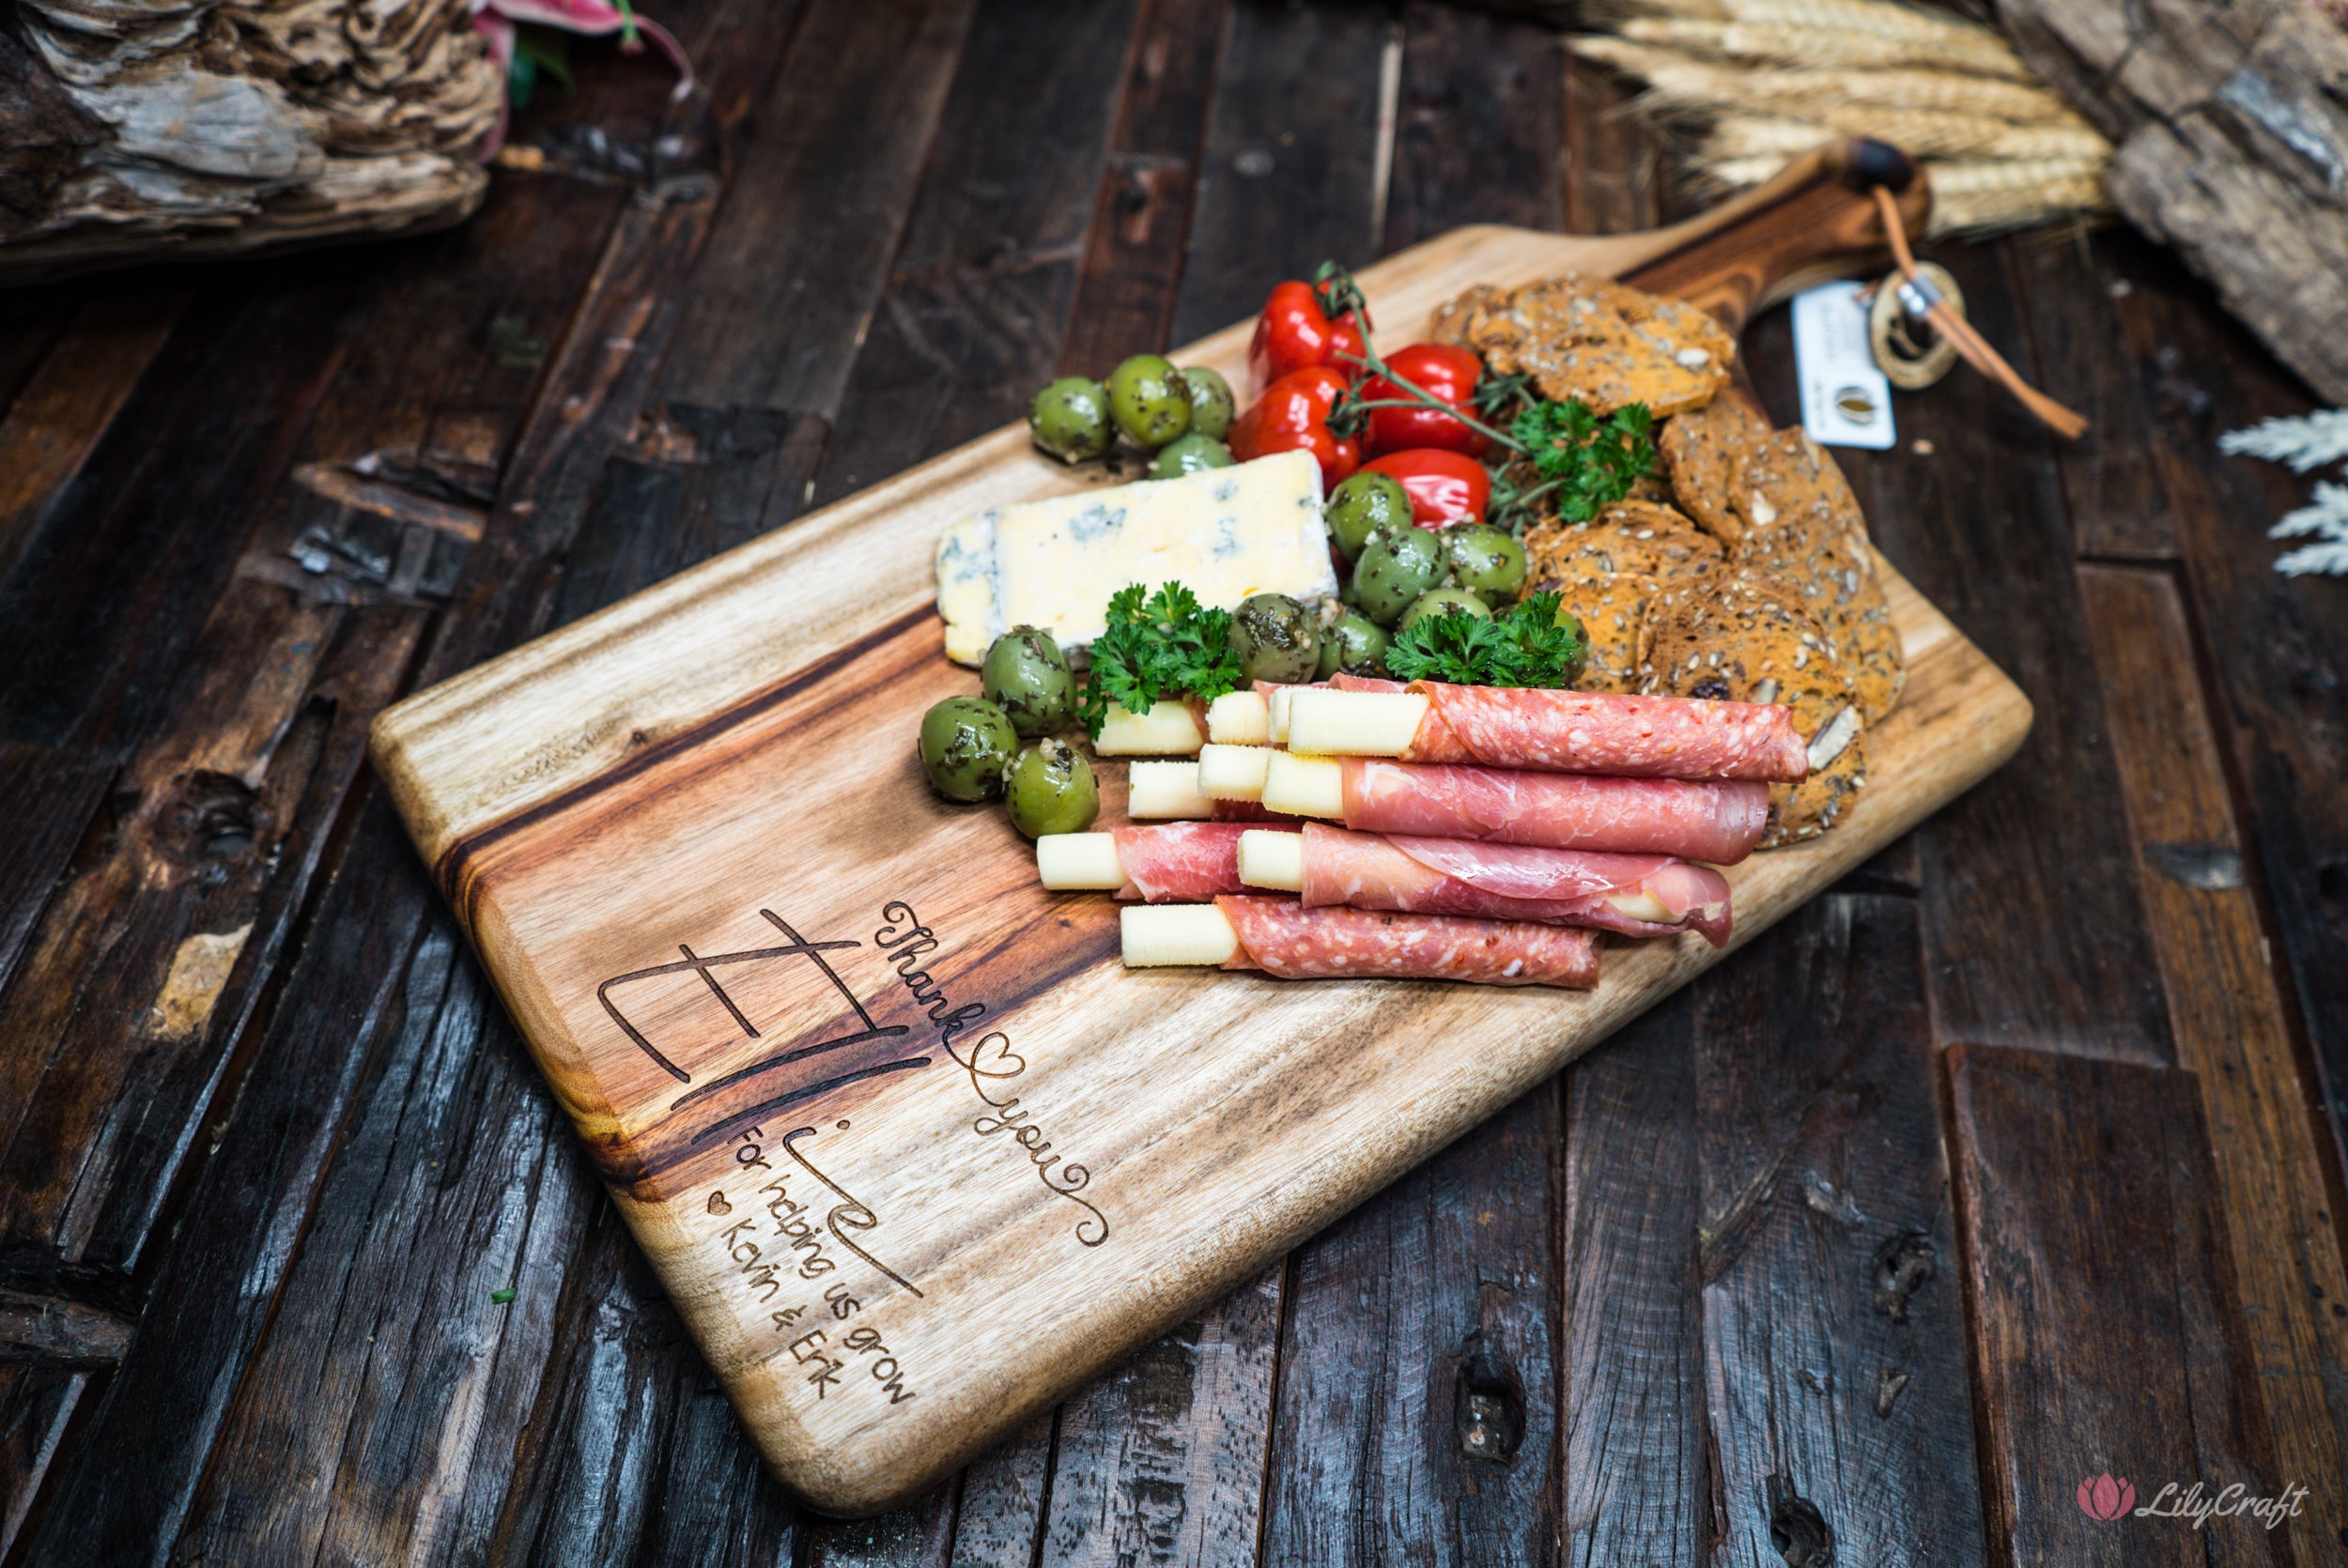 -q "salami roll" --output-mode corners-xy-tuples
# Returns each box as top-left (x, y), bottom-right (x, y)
(1294, 822), (1733, 945)
(1215, 896), (1599, 988)
(1407, 683), (1806, 780)
(1110, 822), (1250, 900)
(1341, 759), (1769, 865)
(1286, 682), (1808, 782)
